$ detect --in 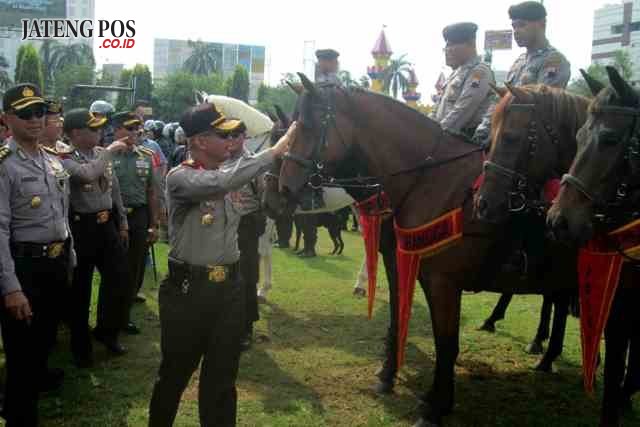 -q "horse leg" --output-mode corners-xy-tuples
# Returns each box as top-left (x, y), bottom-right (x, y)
(601, 288), (630, 427)
(535, 294), (568, 372)
(416, 270), (461, 427)
(294, 217), (302, 251)
(337, 230), (344, 255)
(527, 295), (553, 355)
(374, 220), (398, 394)
(479, 293), (513, 333)
(329, 226), (338, 255)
